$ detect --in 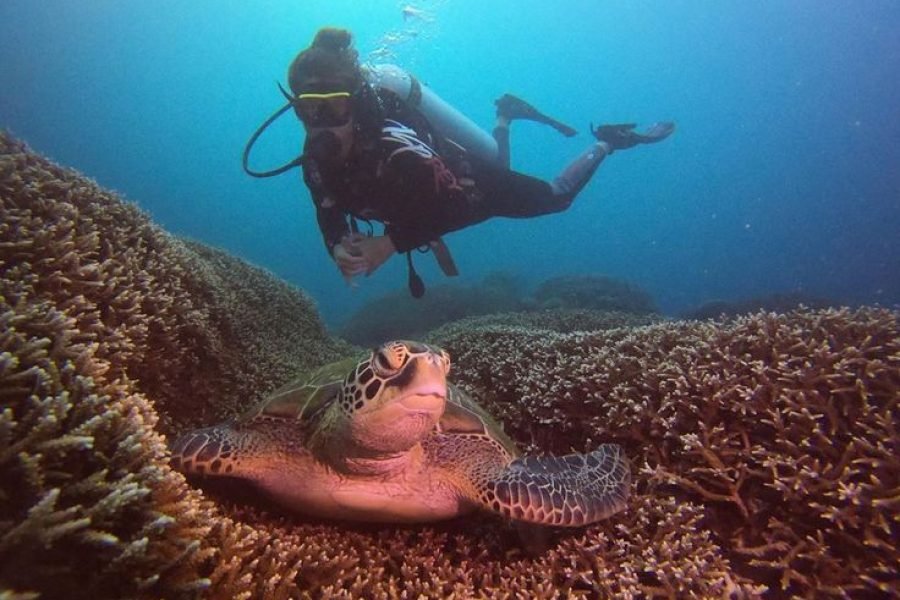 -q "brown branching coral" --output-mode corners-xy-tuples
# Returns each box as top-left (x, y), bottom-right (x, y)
(431, 308), (899, 597)
(0, 132), (348, 598)
(0, 296), (217, 598)
(1, 130), (897, 598)
(198, 493), (751, 600)
(427, 309), (663, 339)
(532, 274), (658, 315)
(0, 132), (347, 432)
